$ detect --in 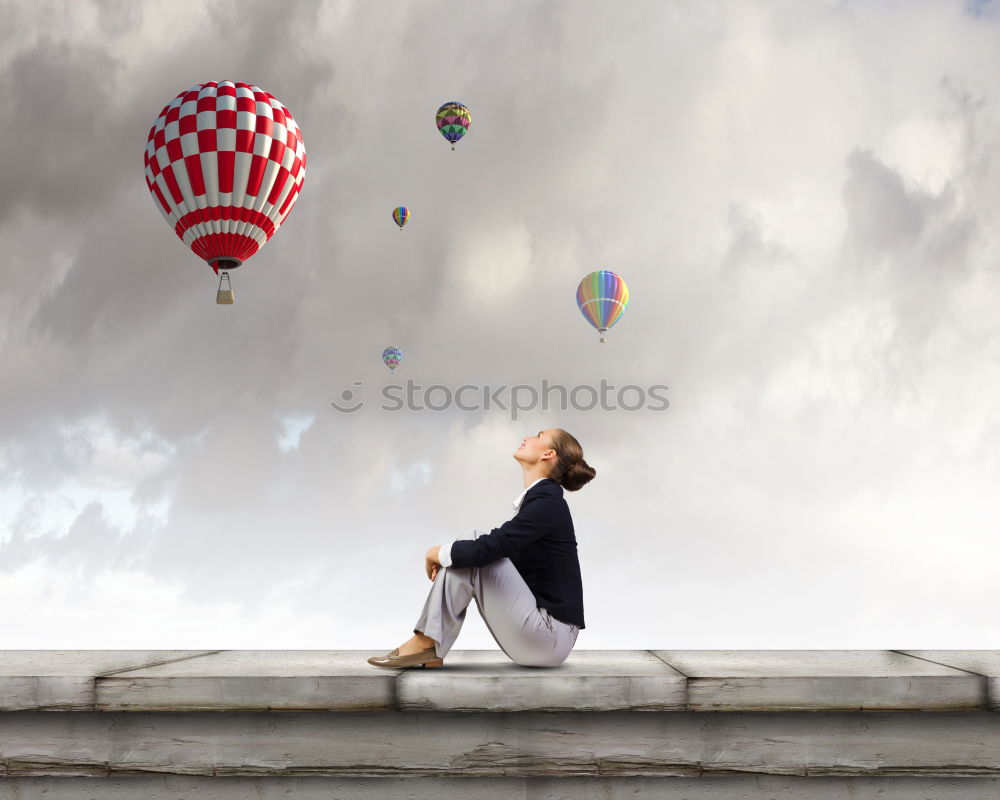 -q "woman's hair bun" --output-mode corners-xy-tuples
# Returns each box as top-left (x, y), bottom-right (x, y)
(562, 458), (596, 491)
(548, 429), (596, 491)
